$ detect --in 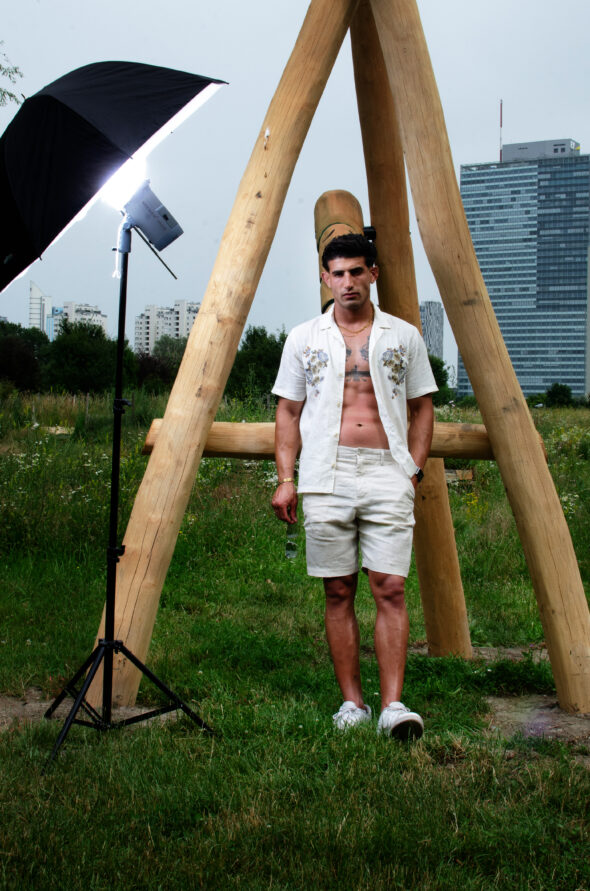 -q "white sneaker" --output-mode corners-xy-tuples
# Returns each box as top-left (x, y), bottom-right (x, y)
(377, 701), (424, 740)
(332, 700), (372, 730)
